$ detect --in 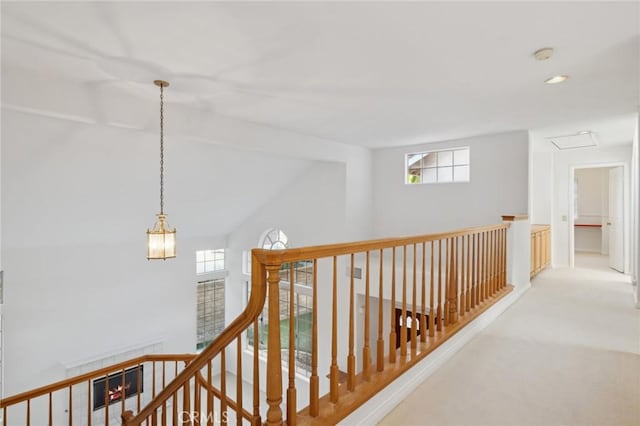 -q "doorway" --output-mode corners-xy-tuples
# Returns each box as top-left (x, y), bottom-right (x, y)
(570, 165), (625, 272)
